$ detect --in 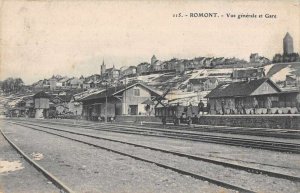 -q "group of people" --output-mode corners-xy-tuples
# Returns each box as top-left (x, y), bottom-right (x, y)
(195, 97), (275, 115)
(213, 97), (273, 115)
